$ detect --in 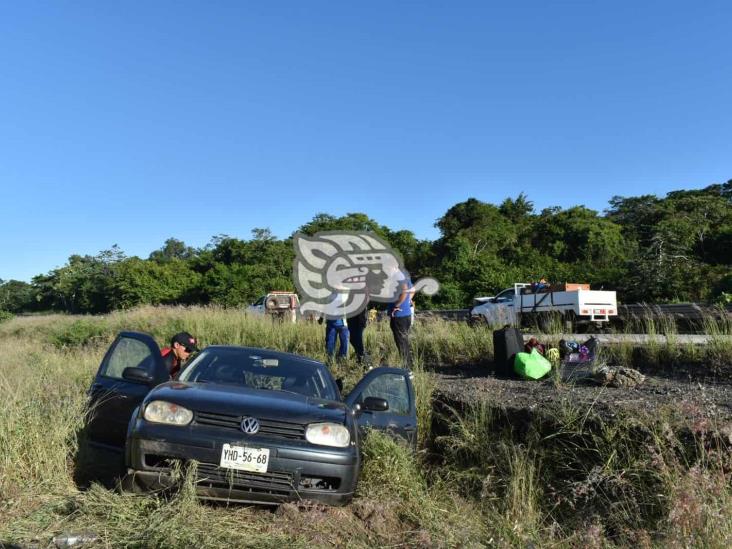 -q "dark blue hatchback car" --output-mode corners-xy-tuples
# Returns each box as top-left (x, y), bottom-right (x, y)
(86, 332), (417, 505)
